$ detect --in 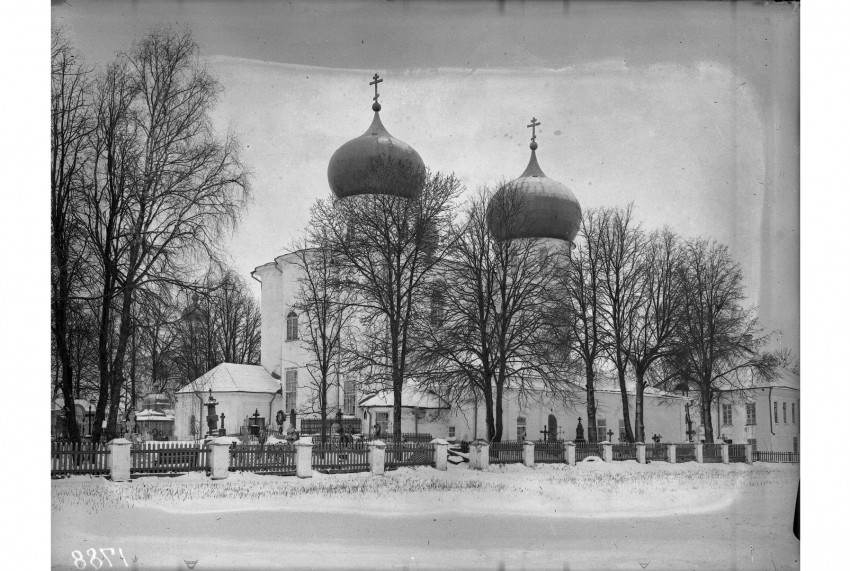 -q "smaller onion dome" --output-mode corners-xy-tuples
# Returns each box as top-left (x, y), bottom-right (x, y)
(487, 117), (582, 244)
(327, 73), (425, 199)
